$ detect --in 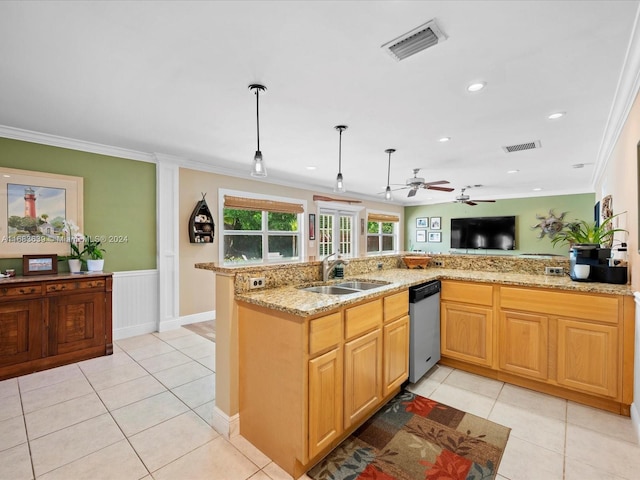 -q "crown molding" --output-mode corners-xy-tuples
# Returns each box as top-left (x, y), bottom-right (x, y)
(0, 124), (155, 163)
(592, 4), (640, 188)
